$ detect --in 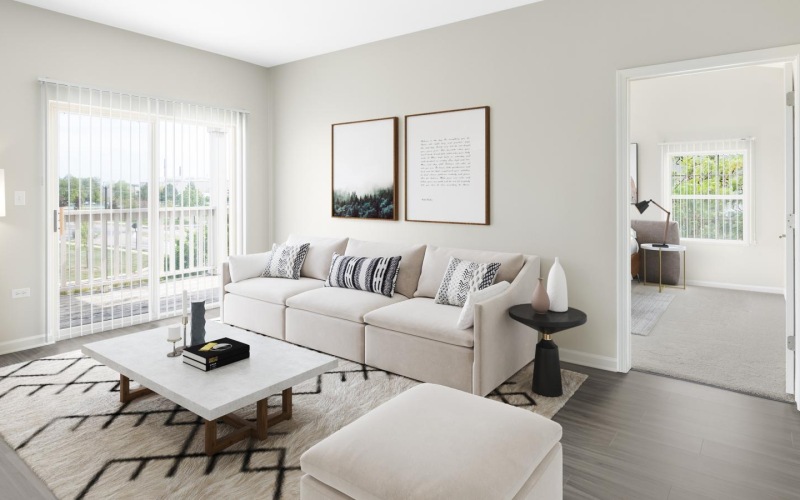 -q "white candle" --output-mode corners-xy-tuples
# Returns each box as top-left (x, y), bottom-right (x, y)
(182, 290), (188, 317)
(167, 325), (182, 342)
